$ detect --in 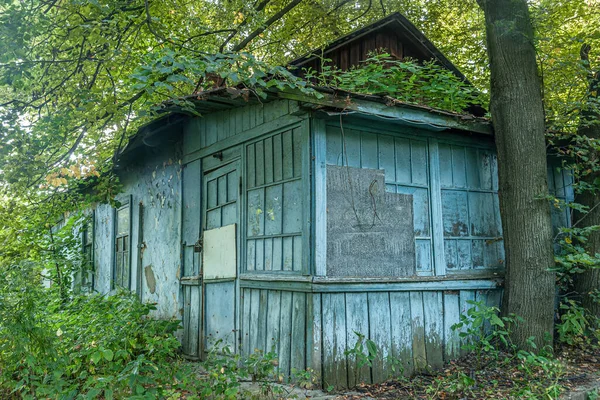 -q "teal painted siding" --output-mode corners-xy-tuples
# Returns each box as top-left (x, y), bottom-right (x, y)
(438, 142), (504, 271)
(240, 288), (308, 379)
(325, 126), (434, 274)
(245, 126), (305, 273)
(183, 99), (297, 156)
(317, 288), (502, 389)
